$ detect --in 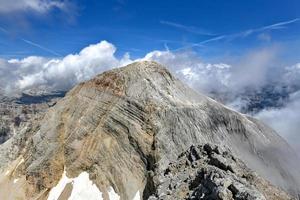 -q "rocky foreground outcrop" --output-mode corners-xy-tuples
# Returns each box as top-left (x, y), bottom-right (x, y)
(149, 144), (292, 200)
(0, 61), (299, 199)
